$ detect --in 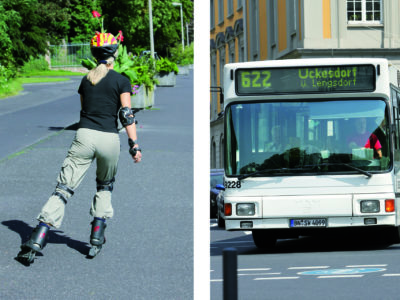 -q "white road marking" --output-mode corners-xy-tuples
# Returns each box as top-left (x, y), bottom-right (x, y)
(317, 275), (364, 278)
(238, 268), (271, 271)
(288, 266), (329, 270)
(382, 274), (400, 277)
(239, 273), (281, 276)
(346, 264), (387, 268)
(254, 277), (299, 280)
(210, 279), (223, 282)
